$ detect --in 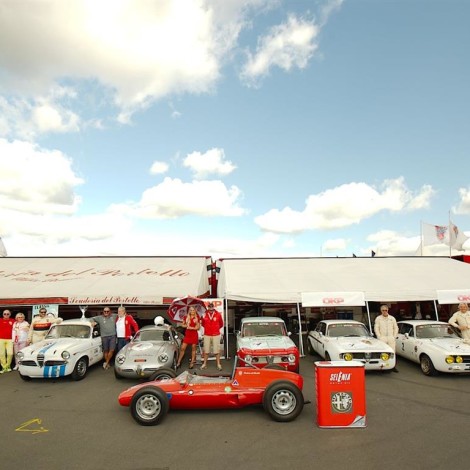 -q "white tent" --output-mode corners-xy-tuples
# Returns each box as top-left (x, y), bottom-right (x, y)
(0, 256), (211, 306)
(216, 257), (470, 303)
